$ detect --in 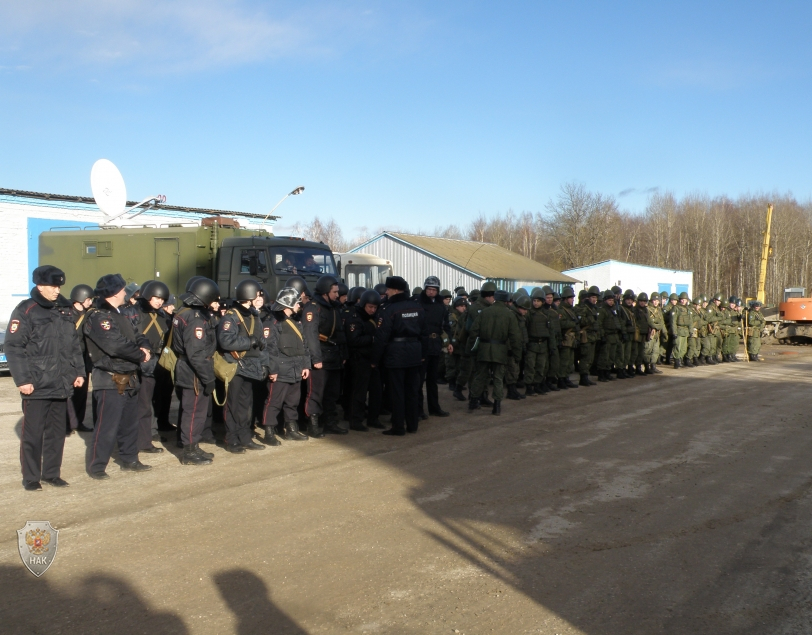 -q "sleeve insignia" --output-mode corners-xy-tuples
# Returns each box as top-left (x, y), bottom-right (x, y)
(350, 324), (355, 331)
(263, 327), (270, 338)
(100, 320), (111, 330)
(306, 313), (313, 322)
(378, 318), (383, 326)
(173, 318), (179, 326)
(9, 320), (19, 333)
(195, 327), (204, 339)
(223, 321), (231, 331)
